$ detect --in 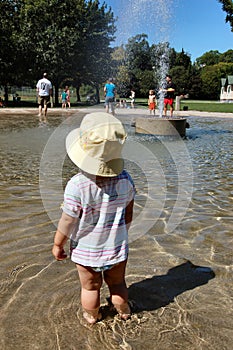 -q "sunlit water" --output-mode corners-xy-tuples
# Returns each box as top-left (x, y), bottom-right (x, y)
(0, 111), (232, 350)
